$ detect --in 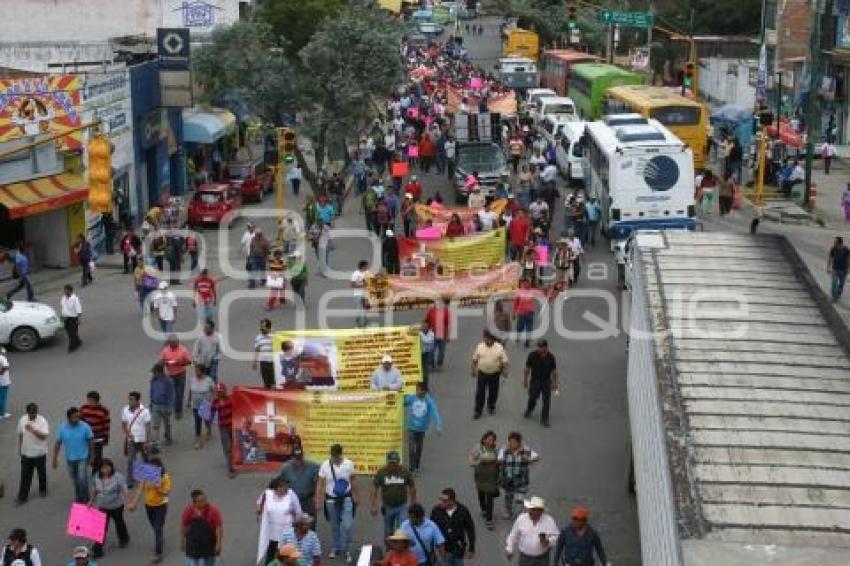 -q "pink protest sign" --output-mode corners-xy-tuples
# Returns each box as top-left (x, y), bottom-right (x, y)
(407, 107), (420, 119)
(67, 503), (107, 544)
(535, 245), (549, 265)
(416, 226), (443, 240)
(407, 145), (419, 158)
(469, 77), (484, 89)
